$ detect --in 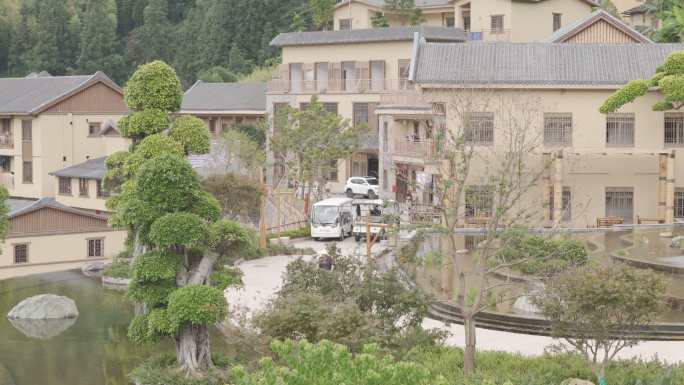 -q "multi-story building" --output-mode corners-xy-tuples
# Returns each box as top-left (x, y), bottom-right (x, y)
(267, 26), (467, 190)
(377, 39), (684, 227)
(622, 3), (661, 33)
(333, 0), (596, 42)
(180, 81), (266, 140)
(546, 9), (652, 43)
(0, 72), (129, 200)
